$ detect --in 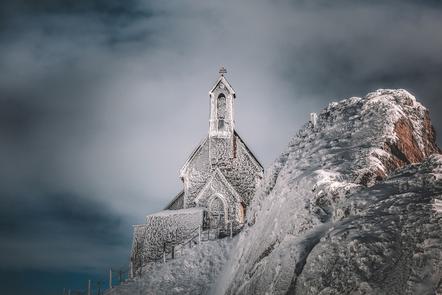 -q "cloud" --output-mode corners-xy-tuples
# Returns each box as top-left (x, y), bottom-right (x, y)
(0, 0), (441, 277)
